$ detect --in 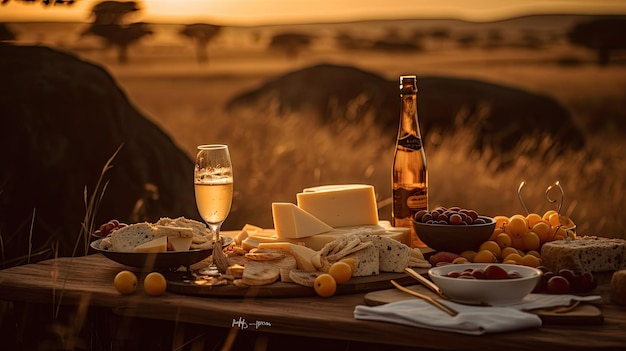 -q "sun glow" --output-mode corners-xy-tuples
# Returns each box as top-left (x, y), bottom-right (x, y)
(1, 0), (625, 24)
